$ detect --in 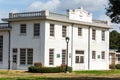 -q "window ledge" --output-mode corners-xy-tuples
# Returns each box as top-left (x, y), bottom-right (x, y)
(33, 36), (40, 39)
(49, 36), (55, 39)
(19, 33), (26, 36)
